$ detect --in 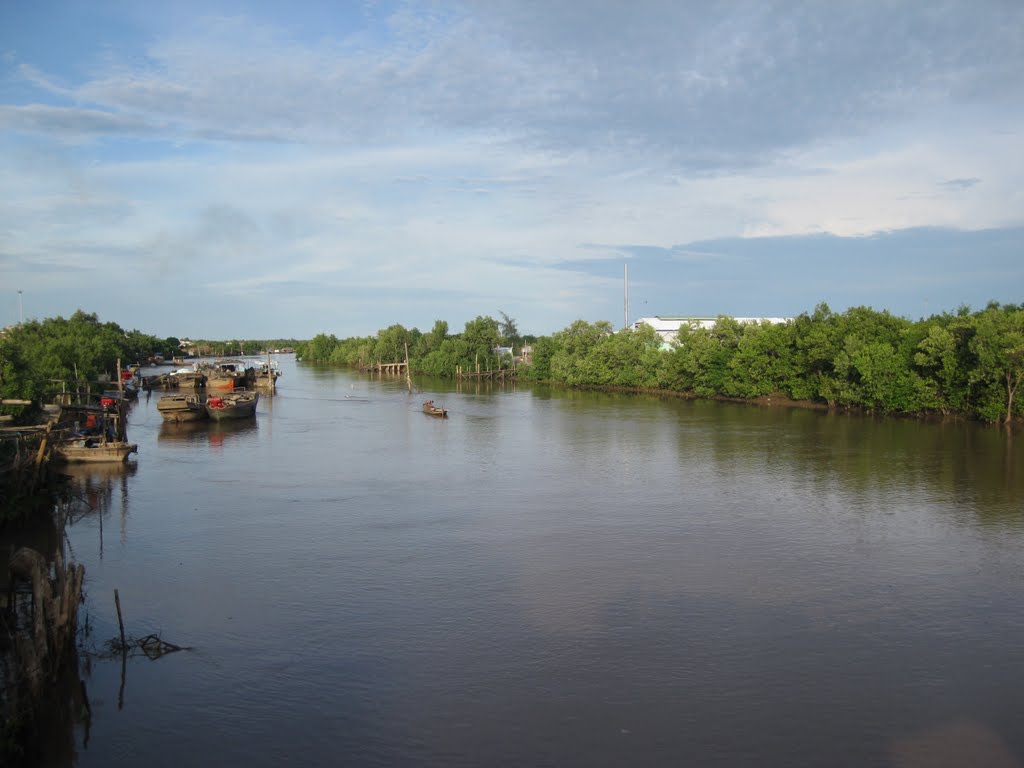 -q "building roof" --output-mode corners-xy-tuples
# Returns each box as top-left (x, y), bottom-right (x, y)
(633, 315), (793, 338)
